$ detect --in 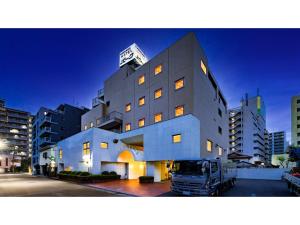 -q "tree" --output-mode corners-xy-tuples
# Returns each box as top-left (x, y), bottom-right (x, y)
(277, 155), (286, 168)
